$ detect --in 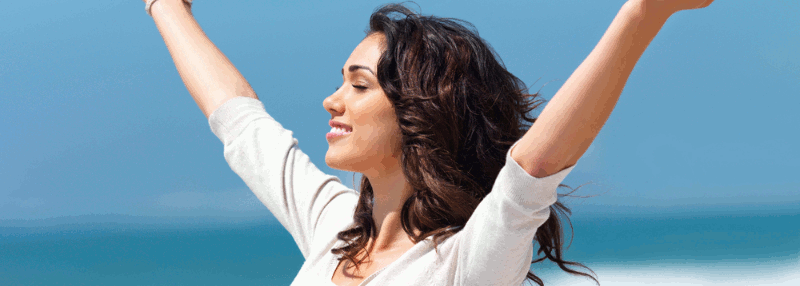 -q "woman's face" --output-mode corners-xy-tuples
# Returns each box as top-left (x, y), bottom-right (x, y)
(322, 33), (402, 175)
